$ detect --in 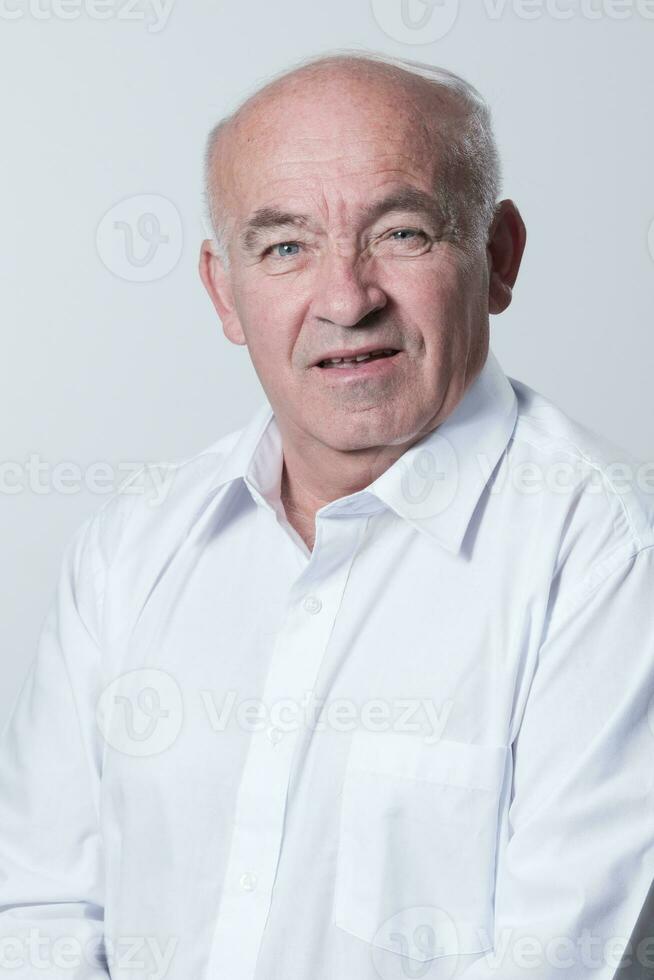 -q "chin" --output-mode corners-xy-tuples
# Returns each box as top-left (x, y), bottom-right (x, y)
(318, 415), (410, 453)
